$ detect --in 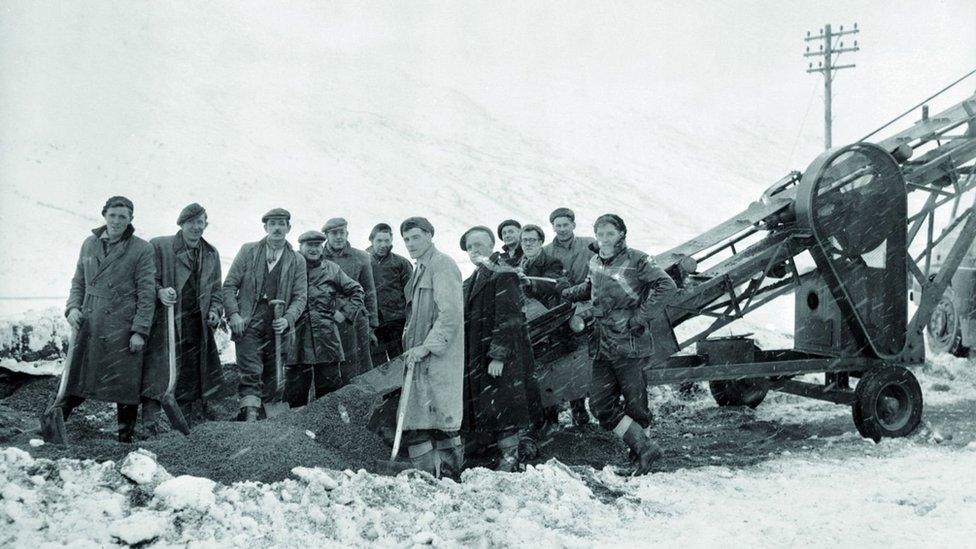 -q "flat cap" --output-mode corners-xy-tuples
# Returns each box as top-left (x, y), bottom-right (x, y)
(102, 195), (134, 215)
(549, 207), (575, 223)
(298, 230), (327, 244)
(496, 219), (522, 239)
(261, 207), (291, 223)
(177, 203), (206, 225)
(460, 225), (495, 251)
(322, 217), (348, 232)
(400, 216), (435, 236)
